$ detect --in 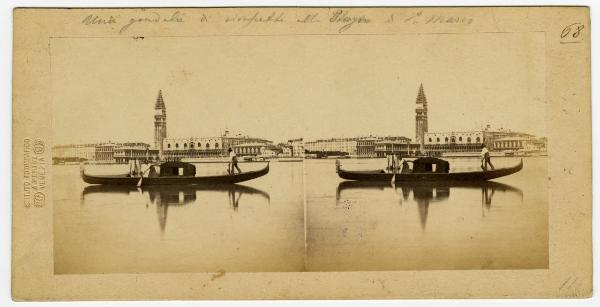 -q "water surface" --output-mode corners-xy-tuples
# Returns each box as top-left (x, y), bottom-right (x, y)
(54, 162), (304, 273)
(306, 157), (548, 271)
(54, 157), (547, 273)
